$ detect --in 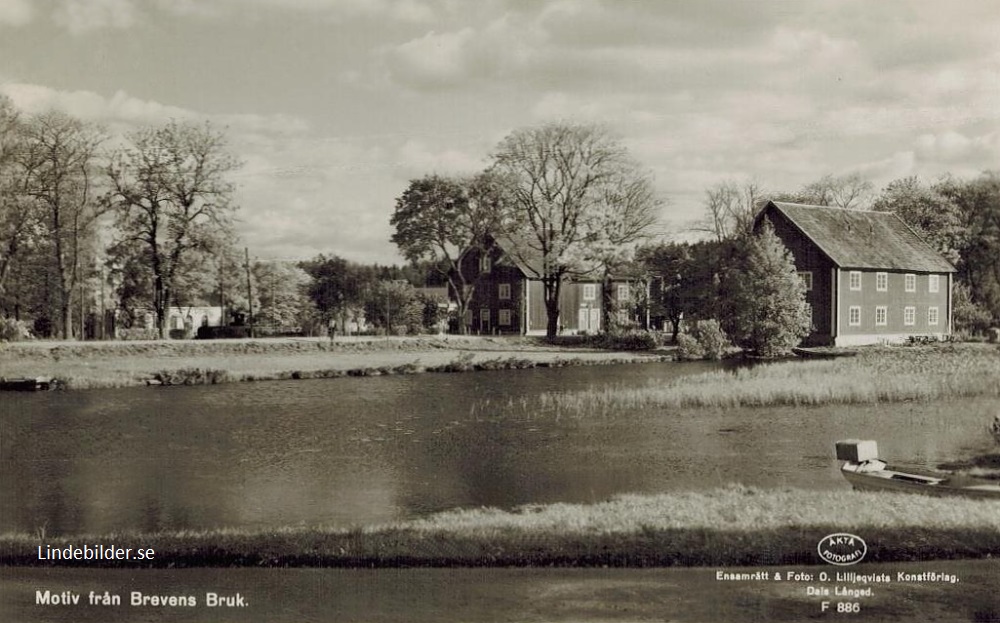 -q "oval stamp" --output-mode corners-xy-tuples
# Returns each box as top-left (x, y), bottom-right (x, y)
(818, 533), (867, 566)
